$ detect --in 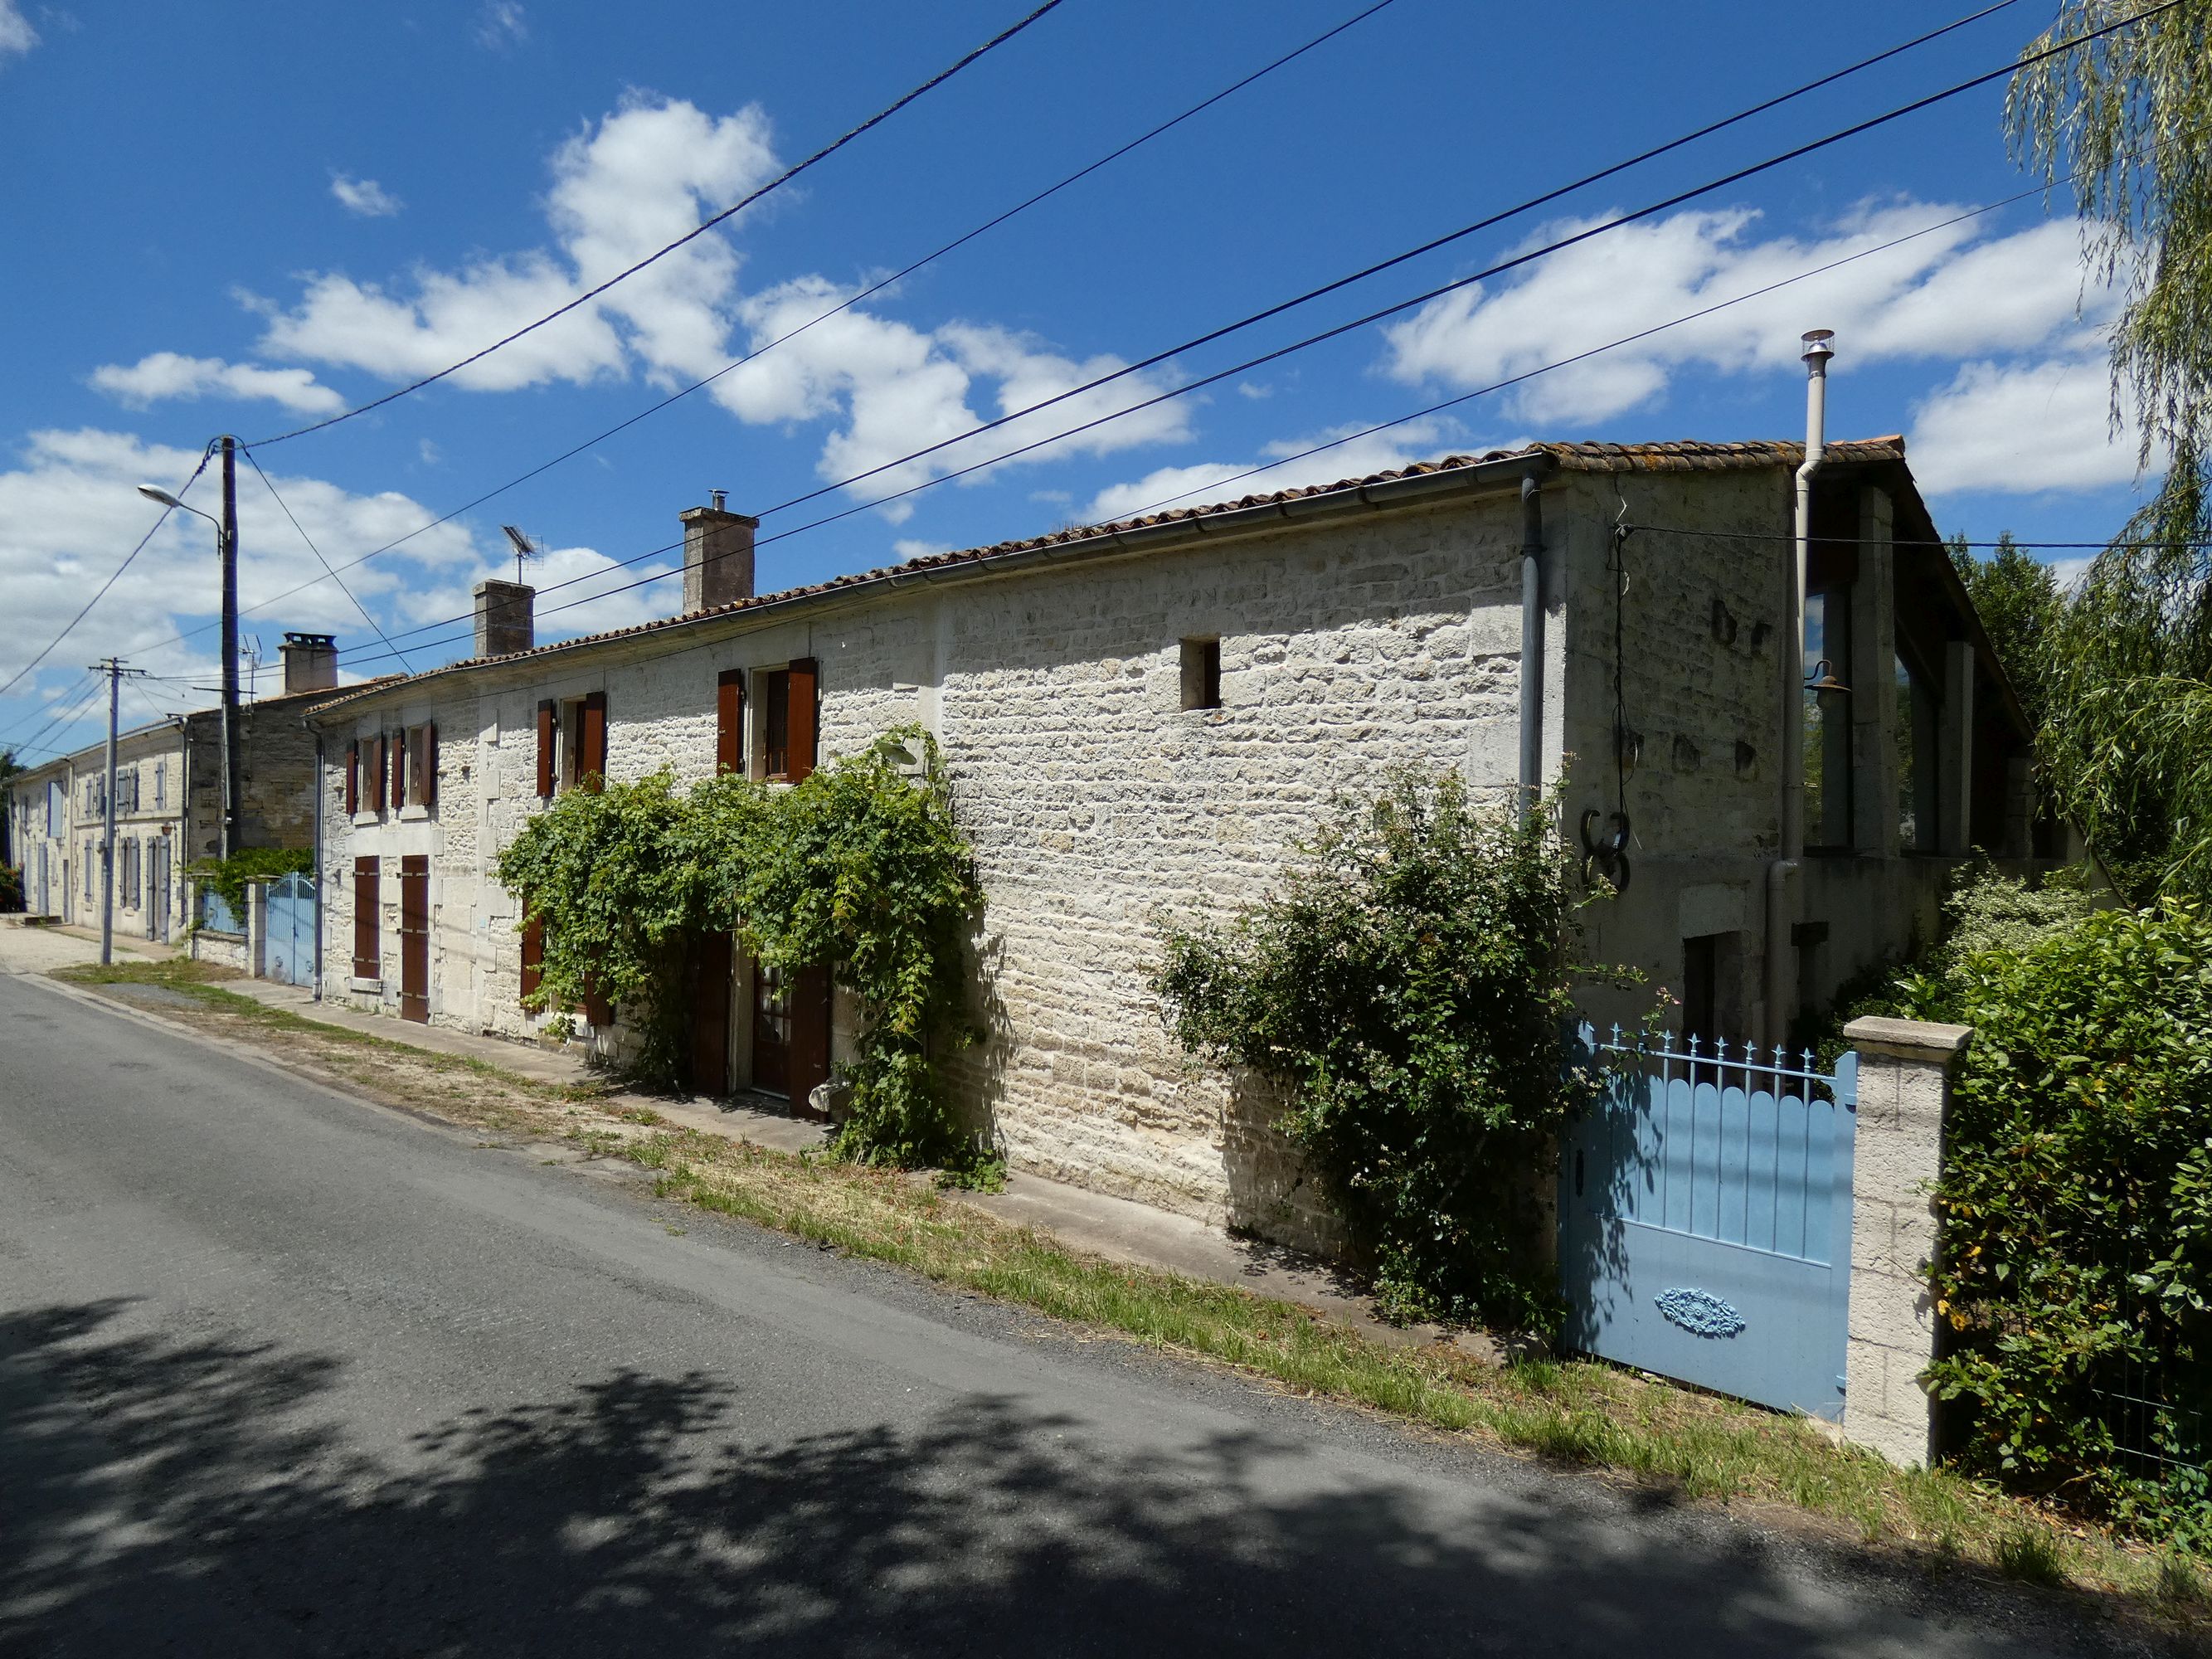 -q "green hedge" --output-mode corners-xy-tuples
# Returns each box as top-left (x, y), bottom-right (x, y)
(1894, 896), (2212, 1540)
